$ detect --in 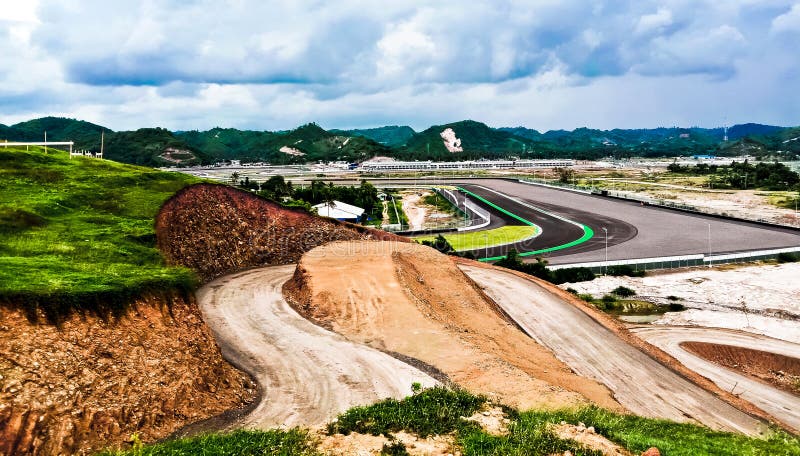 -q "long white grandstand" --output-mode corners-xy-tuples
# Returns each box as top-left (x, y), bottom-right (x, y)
(360, 159), (574, 172)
